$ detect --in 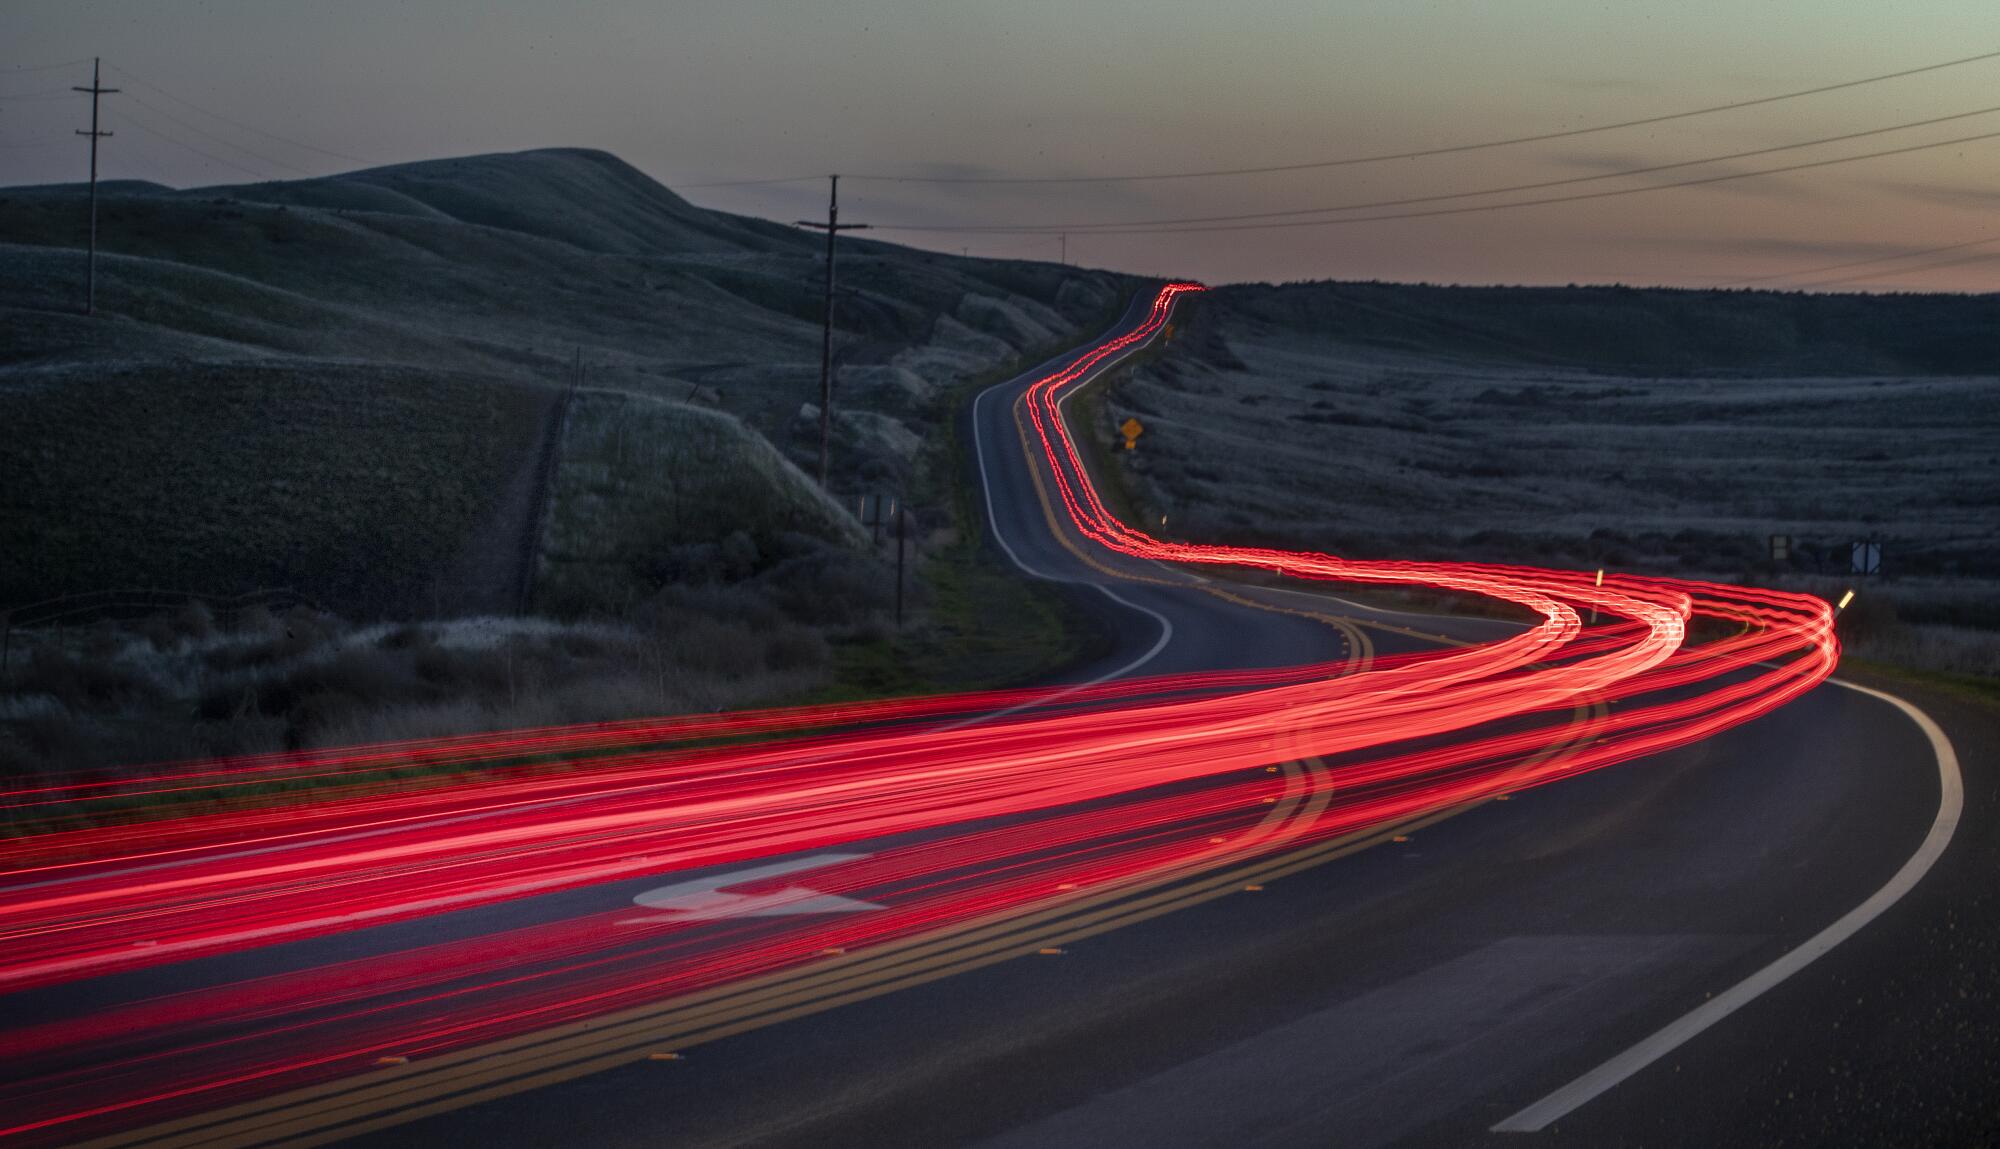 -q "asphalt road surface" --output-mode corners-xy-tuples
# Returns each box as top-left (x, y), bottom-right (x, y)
(5, 291), (1984, 1149)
